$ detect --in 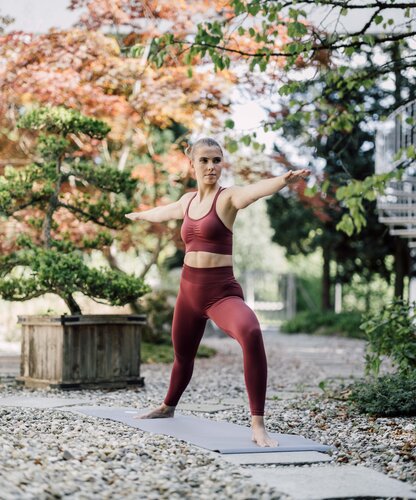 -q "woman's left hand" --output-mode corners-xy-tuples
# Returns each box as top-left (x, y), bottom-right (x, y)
(283, 168), (311, 185)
